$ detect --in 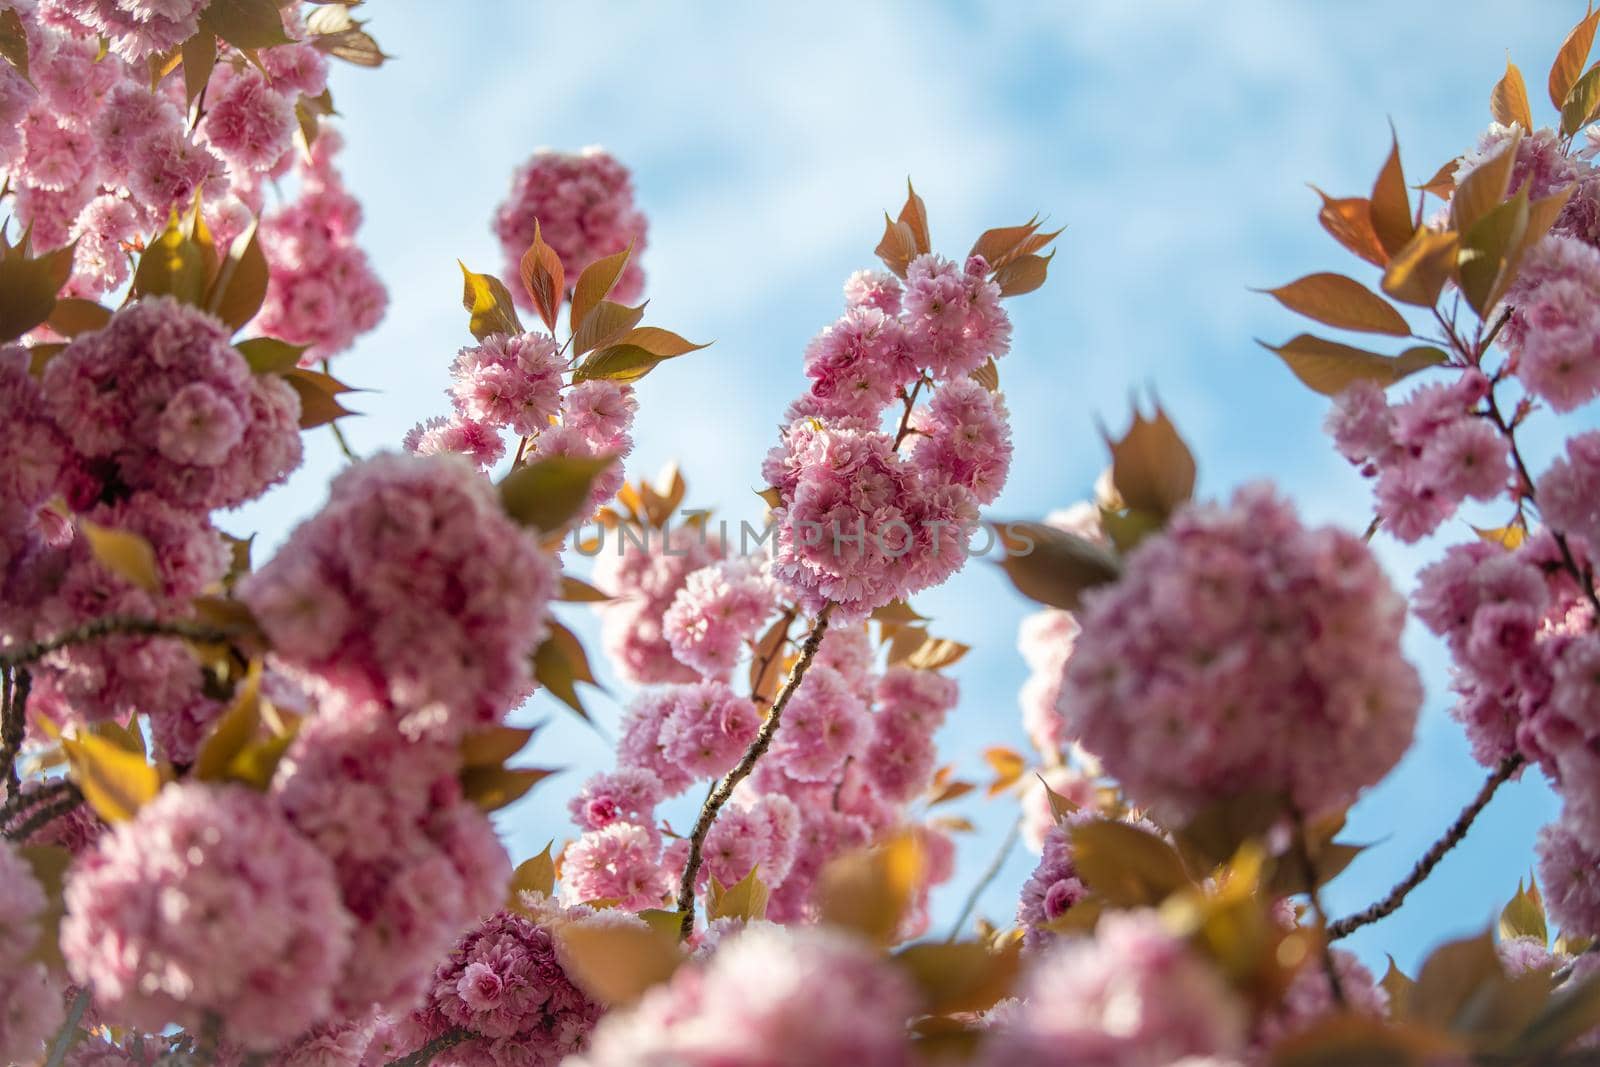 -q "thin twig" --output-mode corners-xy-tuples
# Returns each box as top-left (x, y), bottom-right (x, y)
(5, 783), (84, 843)
(385, 1029), (471, 1067)
(1553, 941), (1598, 986)
(328, 420), (360, 464)
(1328, 754), (1523, 941)
(893, 376), (929, 447)
(0, 667), (24, 798)
(676, 605), (835, 938)
(945, 817), (1021, 942)
(43, 988), (89, 1067)
(0, 617), (235, 671)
